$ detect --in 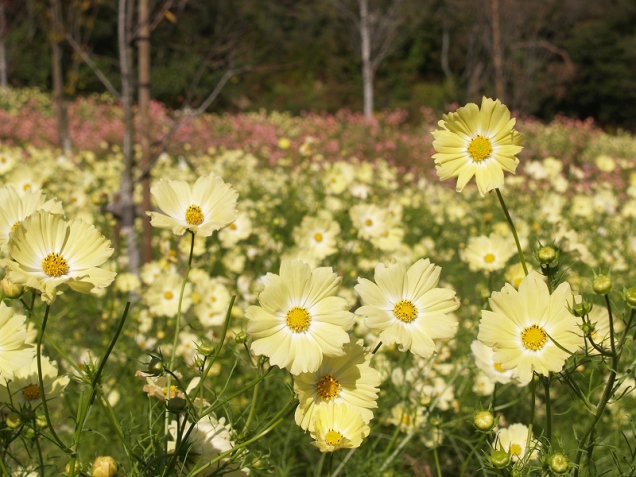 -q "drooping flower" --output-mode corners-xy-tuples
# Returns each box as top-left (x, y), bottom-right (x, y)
(2, 211), (116, 304)
(432, 97), (523, 196)
(478, 271), (580, 384)
(355, 258), (460, 358)
(310, 402), (370, 453)
(246, 260), (354, 375)
(147, 173), (238, 237)
(294, 337), (381, 431)
(0, 302), (35, 379)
